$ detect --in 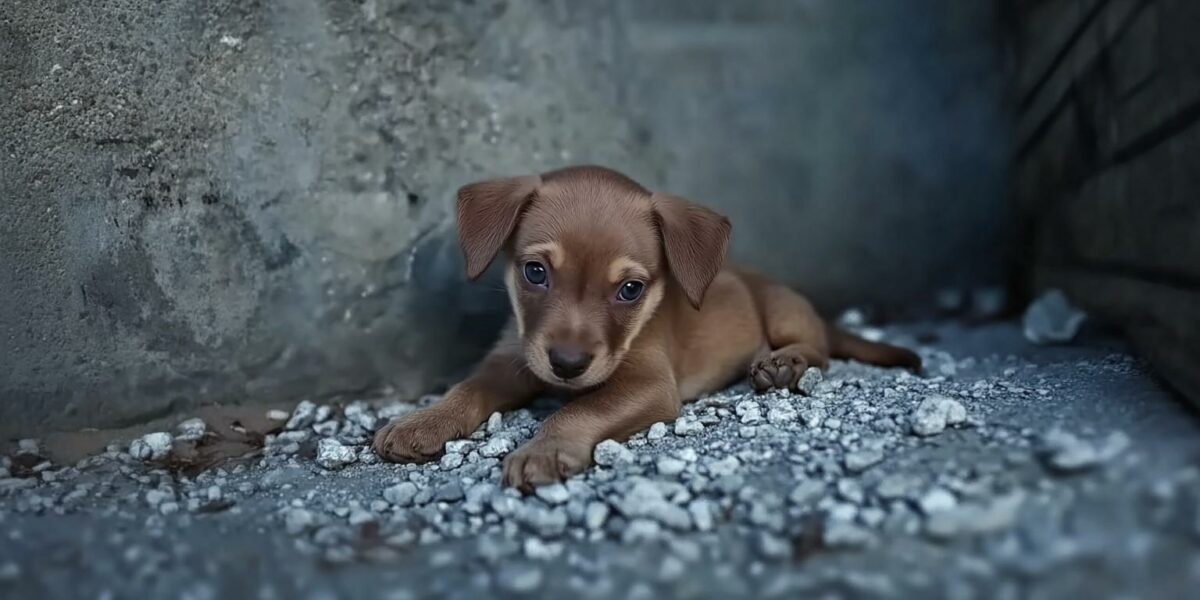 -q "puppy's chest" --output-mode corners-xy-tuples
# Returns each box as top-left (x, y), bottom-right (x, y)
(668, 275), (765, 399)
